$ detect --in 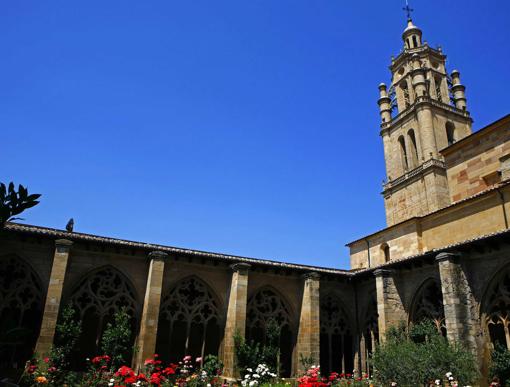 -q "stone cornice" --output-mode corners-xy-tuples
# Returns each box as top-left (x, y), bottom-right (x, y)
(382, 158), (446, 195)
(380, 96), (471, 136)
